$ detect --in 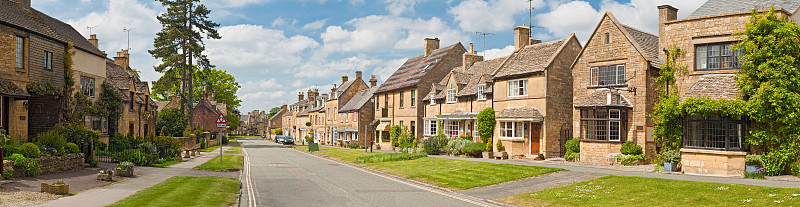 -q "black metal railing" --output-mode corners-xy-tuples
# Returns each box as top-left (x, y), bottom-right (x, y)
(94, 143), (172, 165)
